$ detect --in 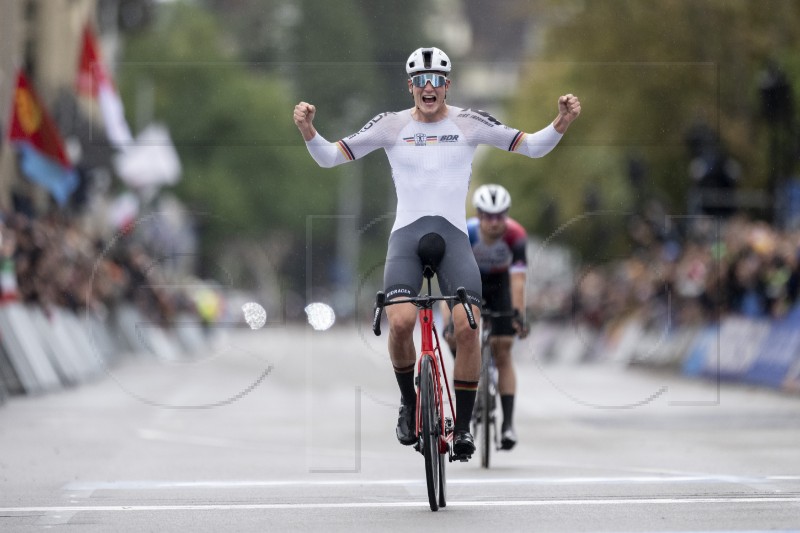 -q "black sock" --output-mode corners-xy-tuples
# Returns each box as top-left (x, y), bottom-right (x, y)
(454, 380), (479, 433)
(393, 364), (416, 406)
(501, 394), (515, 432)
